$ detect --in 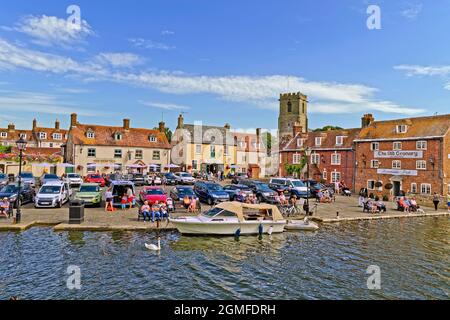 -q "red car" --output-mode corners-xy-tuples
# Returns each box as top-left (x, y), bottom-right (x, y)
(140, 186), (167, 205)
(84, 174), (106, 187)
